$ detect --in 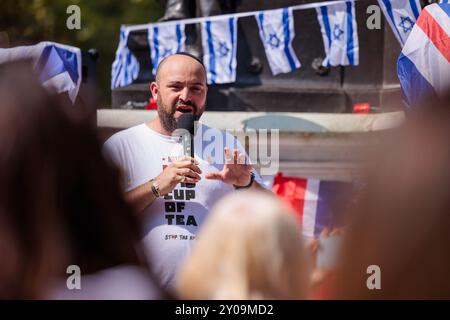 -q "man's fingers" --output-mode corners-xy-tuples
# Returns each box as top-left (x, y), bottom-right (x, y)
(233, 149), (239, 163)
(237, 153), (246, 165)
(177, 168), (201, 181)
(173, 156), (199, 165)
(178, 156), (199, 164)
(183, 177), (198, 184)
(224, 147), (233, 164)
(205, 172), (223, 180)
(173, 160), (202, 174)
